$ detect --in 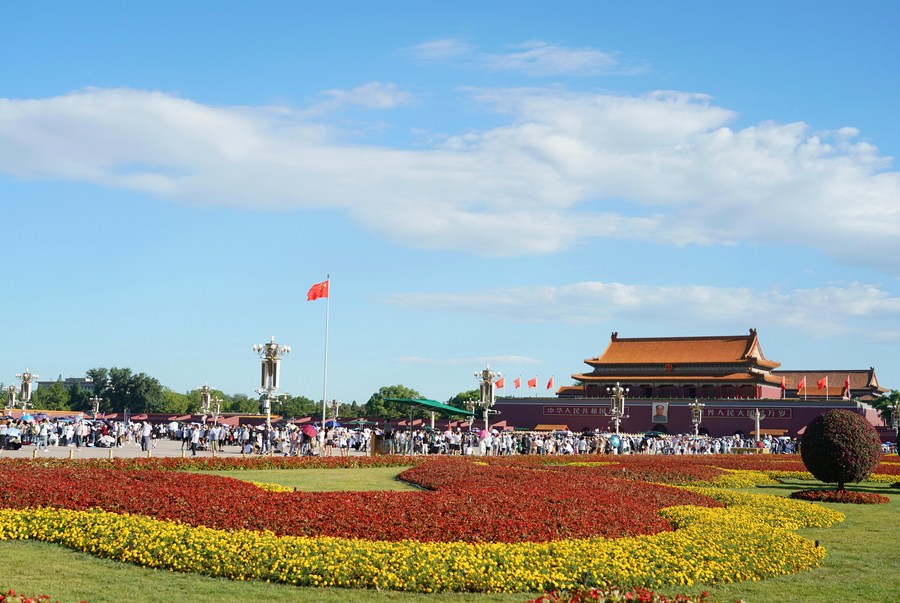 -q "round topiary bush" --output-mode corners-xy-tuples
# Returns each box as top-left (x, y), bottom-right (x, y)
(800, 409), (883, 491)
